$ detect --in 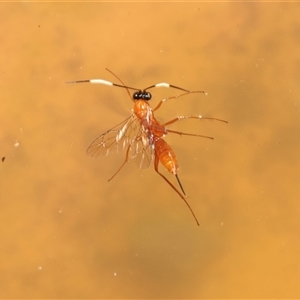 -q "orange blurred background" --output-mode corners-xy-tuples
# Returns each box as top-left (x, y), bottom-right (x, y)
(1, 2), (299, 298)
